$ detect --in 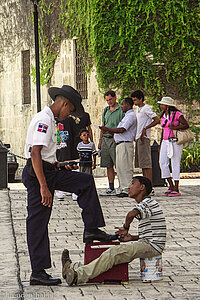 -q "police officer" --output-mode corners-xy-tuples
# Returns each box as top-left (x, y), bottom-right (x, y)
(22, 85), (117, 286)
